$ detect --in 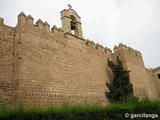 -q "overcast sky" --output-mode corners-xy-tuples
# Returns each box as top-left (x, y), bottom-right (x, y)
(0, 0), (160, 68)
